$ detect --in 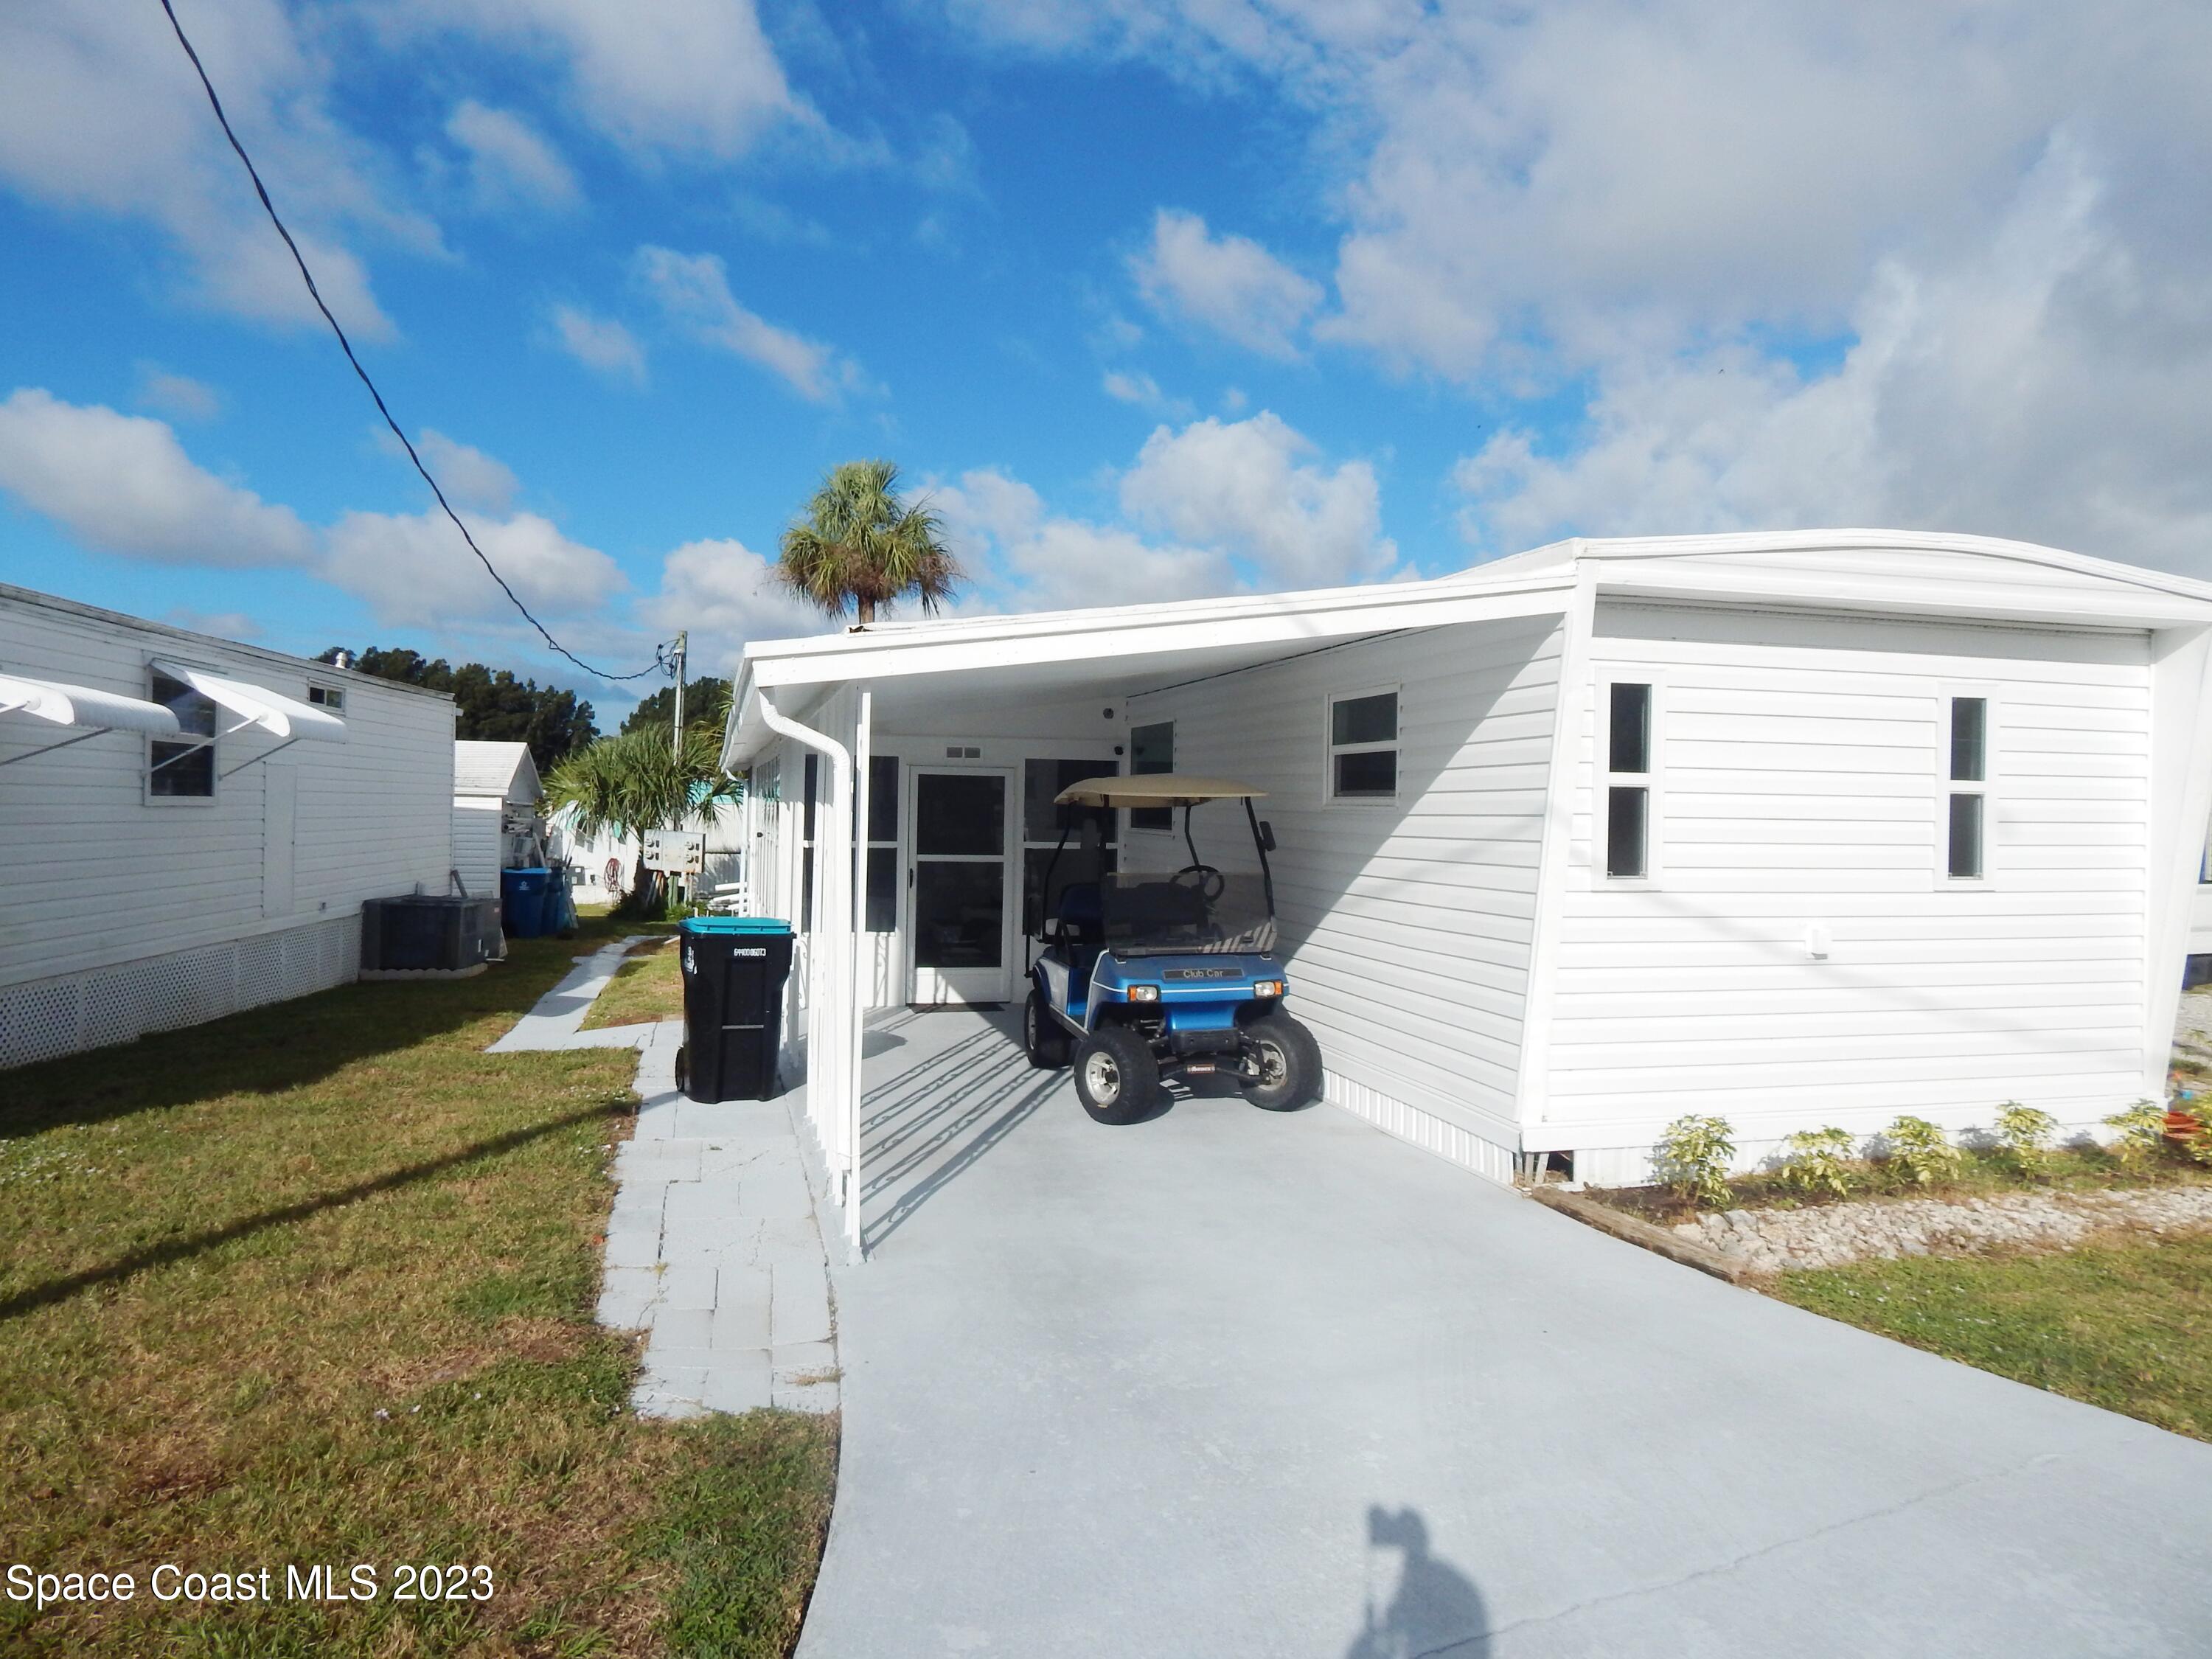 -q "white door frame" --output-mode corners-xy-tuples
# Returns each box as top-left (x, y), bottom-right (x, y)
(906, 764), (1017, 1005)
